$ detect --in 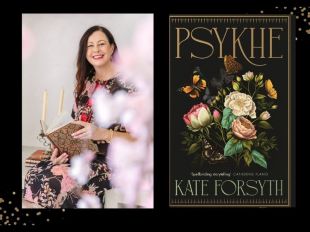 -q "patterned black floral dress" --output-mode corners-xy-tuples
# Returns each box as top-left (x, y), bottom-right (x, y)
(23, 75), (134, 208)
